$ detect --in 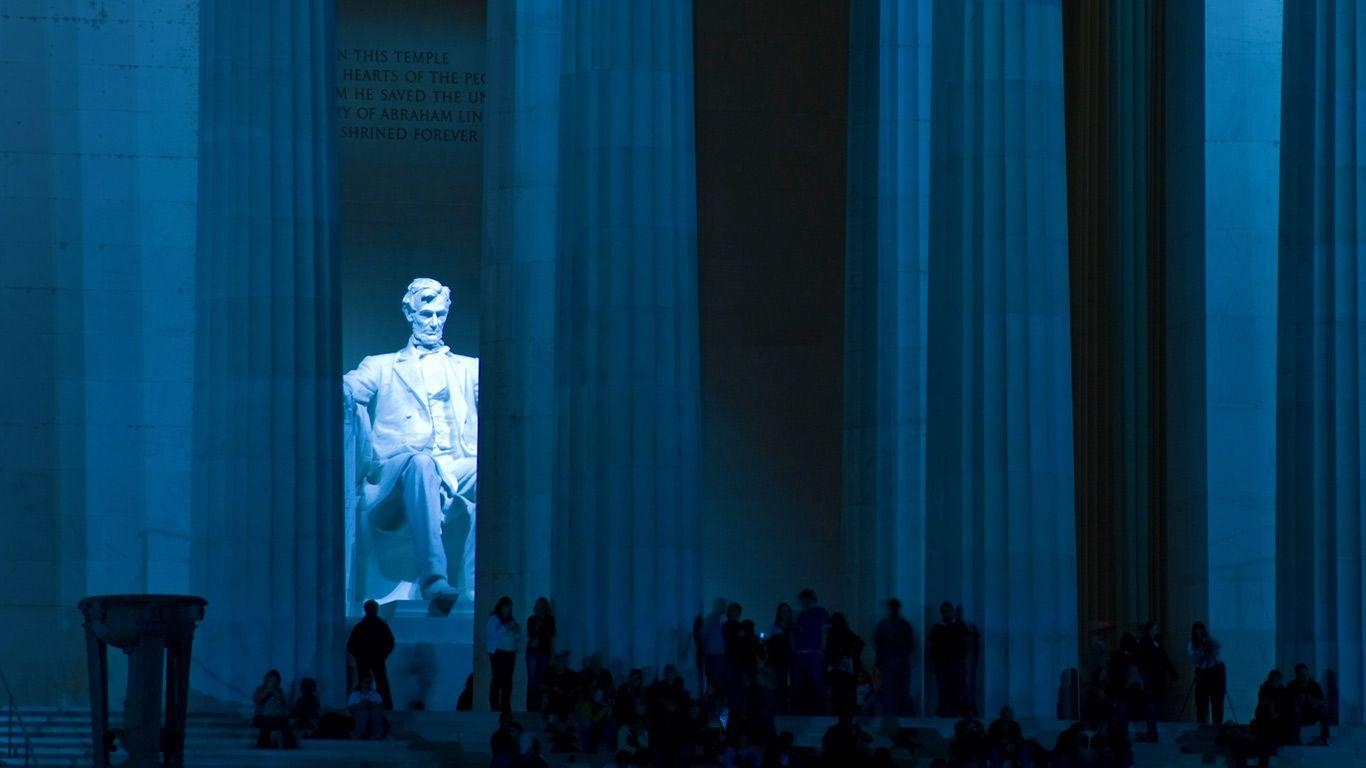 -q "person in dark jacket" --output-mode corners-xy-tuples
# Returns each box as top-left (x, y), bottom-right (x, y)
(873, 598), (915, 716)
(825, 612), (866, 719)
(929, 601), (971, 718)
(765, 603), (795, 714)
(1287, 664), (1330, 745)
(1135, 621), (1178, 738)
(346, 599), (396, 709)
(525, 596), (556, 711)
